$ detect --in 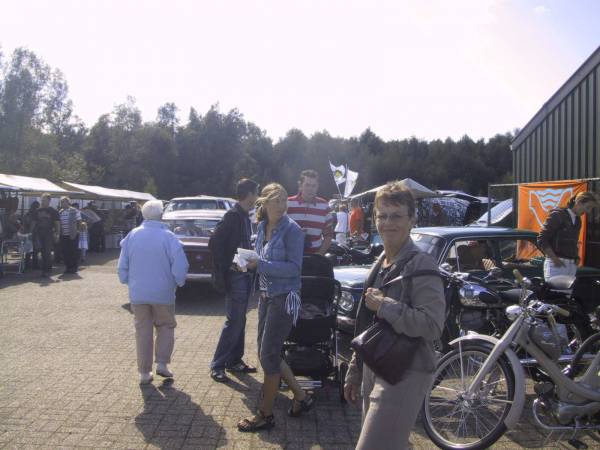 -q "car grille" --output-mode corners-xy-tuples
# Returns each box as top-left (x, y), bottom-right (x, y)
(185, 248), (213, 274)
